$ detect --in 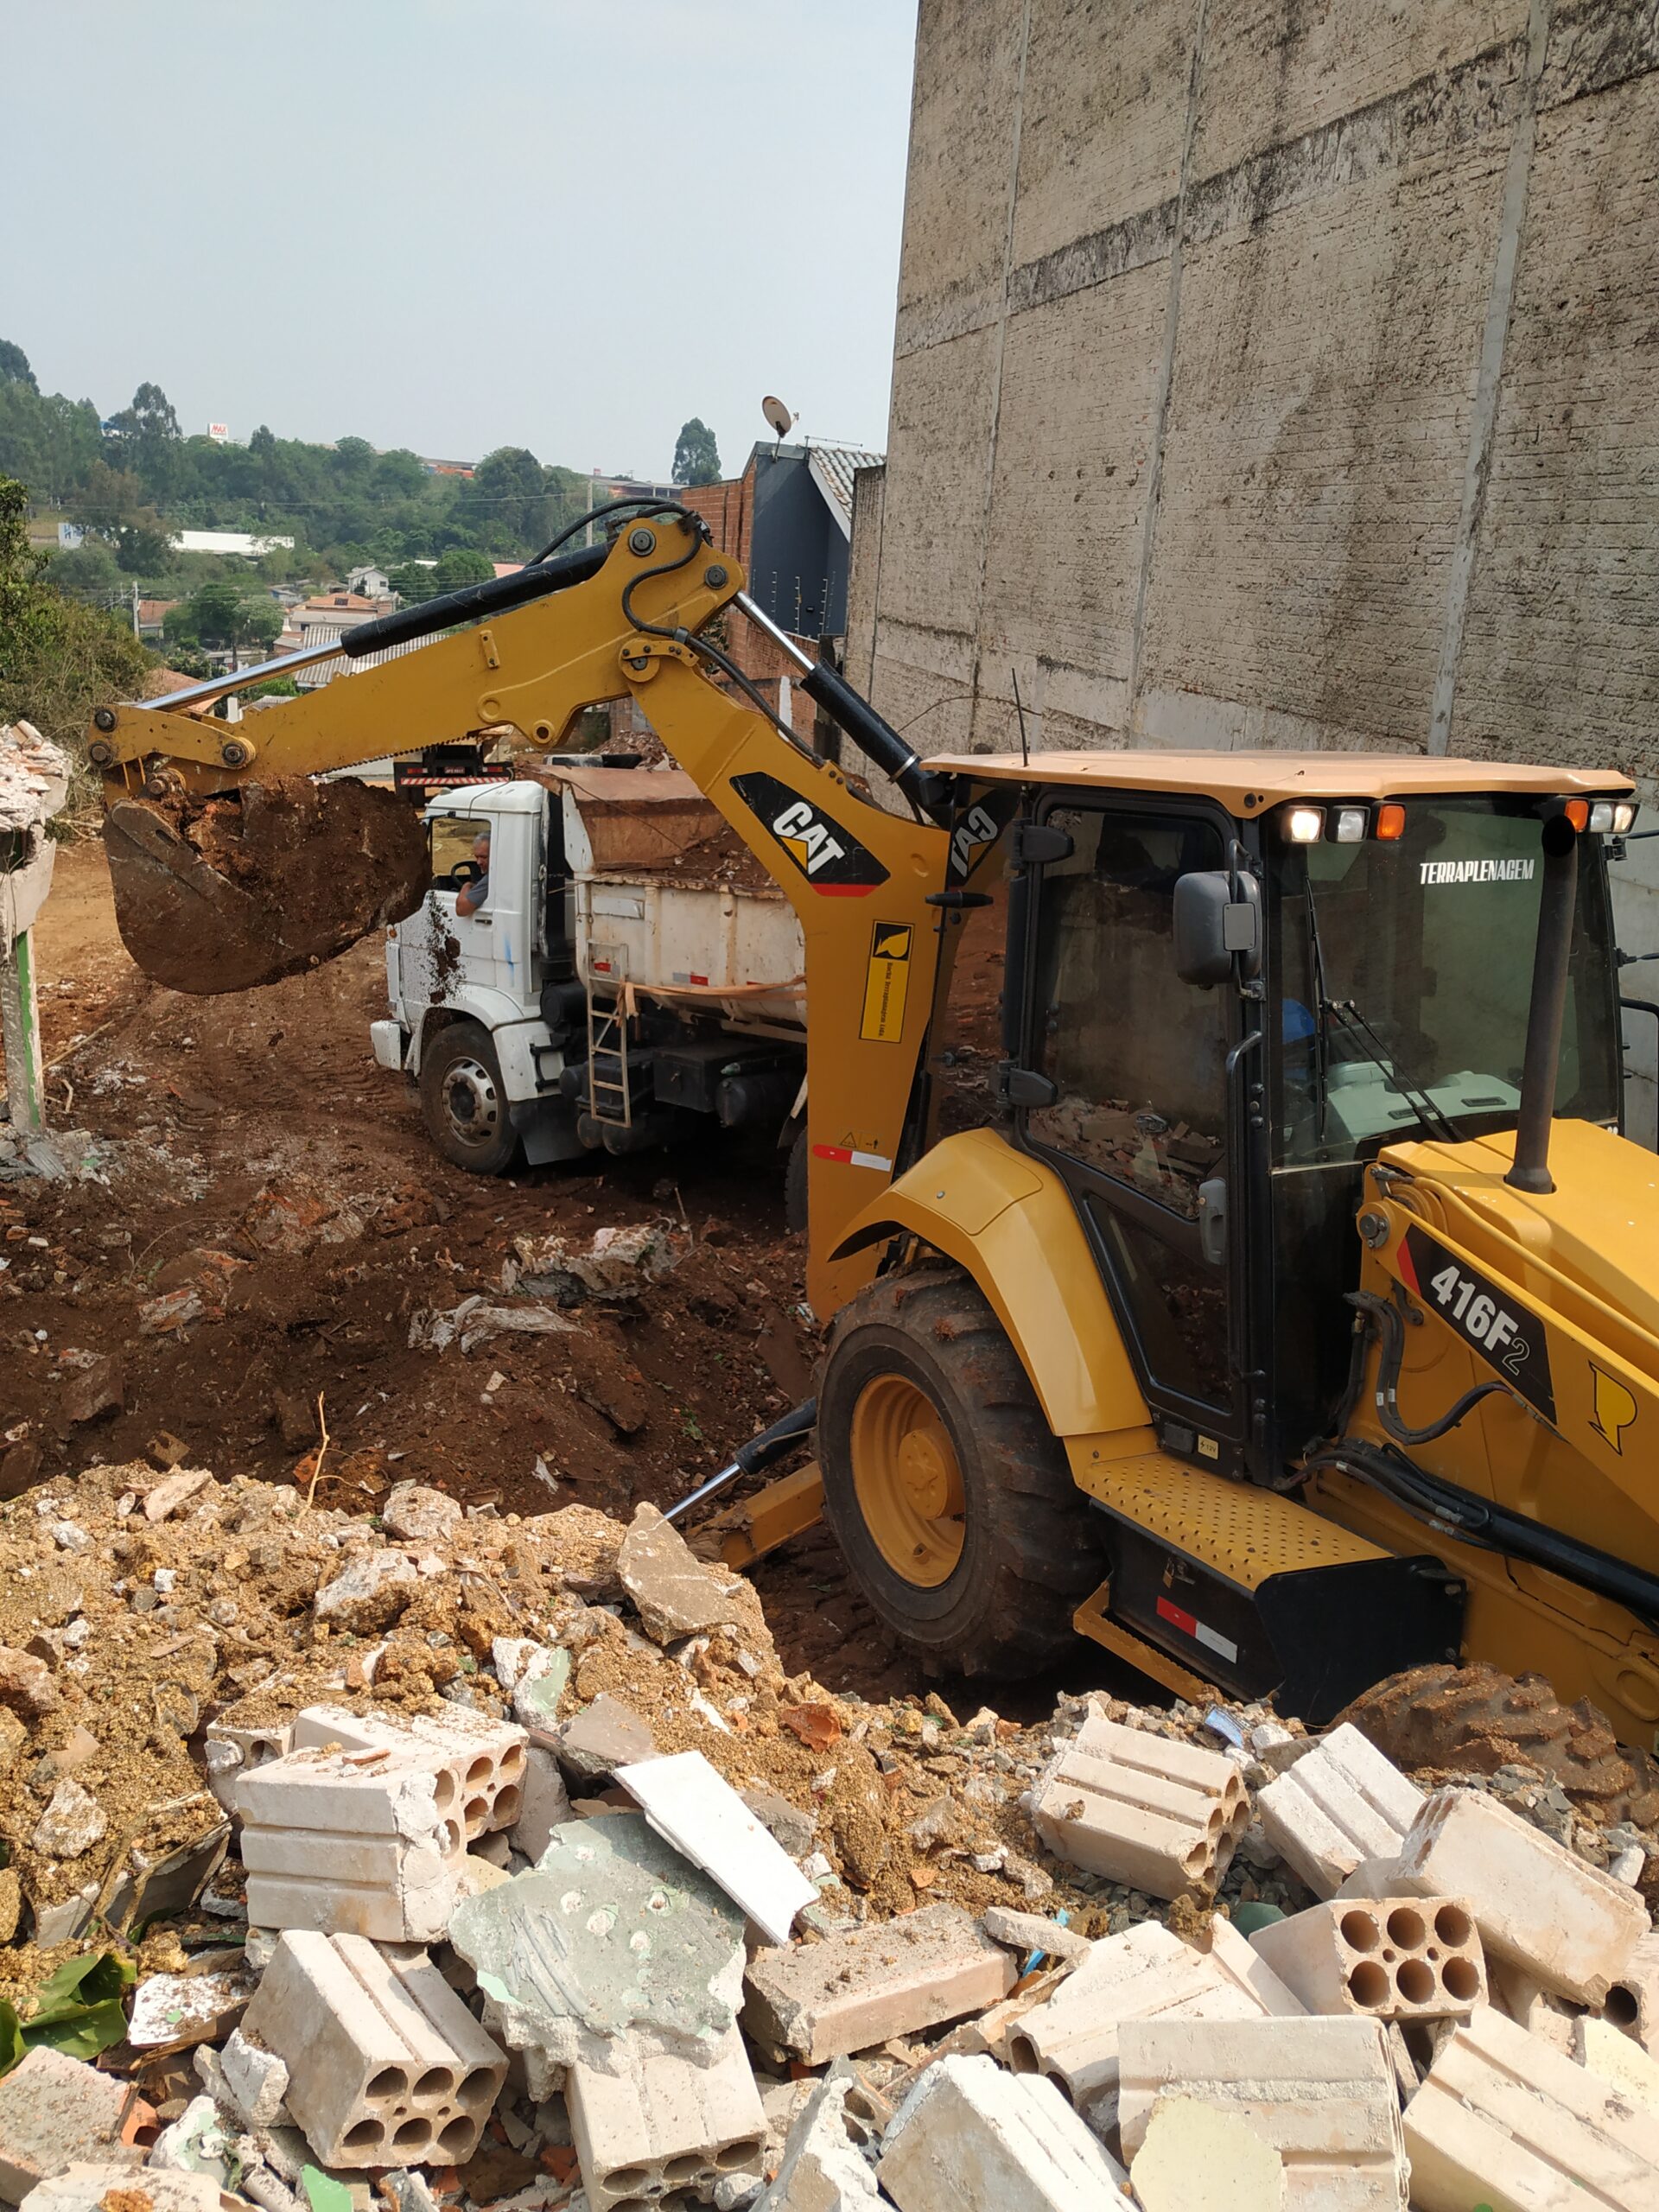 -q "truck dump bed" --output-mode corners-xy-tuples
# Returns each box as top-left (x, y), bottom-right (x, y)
(542, 765), (804, 1033)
